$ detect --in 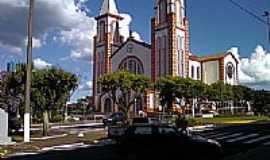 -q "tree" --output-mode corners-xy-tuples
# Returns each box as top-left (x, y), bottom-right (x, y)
(156, 76), (207, 112)
(1, 65), (78, 136)
(156, 76), (178, 109)
(32, 67), (78, 136)
(207, 81), (233, 108)
(98, 71), (150, 118)
(231, 85), (253, 109)
(253, 90), (270, 115)
(0, 66), (26, 132)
